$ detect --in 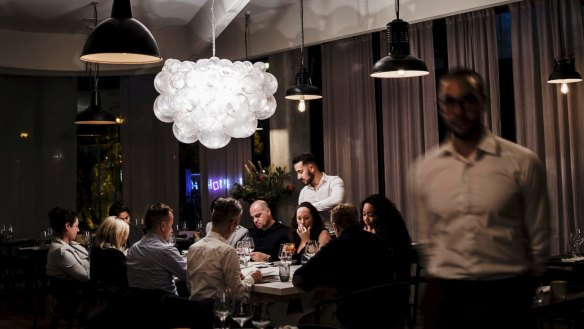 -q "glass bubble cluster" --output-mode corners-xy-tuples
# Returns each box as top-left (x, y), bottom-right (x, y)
(153, 57), (278, 149)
